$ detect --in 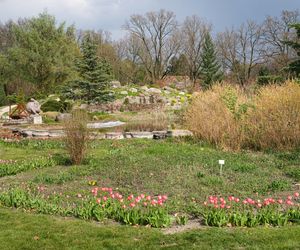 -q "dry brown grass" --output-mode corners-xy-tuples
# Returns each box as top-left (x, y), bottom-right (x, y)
(64, 109), (90, 164)
(185, 81), (300, 151)
(185, 84), (245, 150)
(243, 82), (300, 150)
